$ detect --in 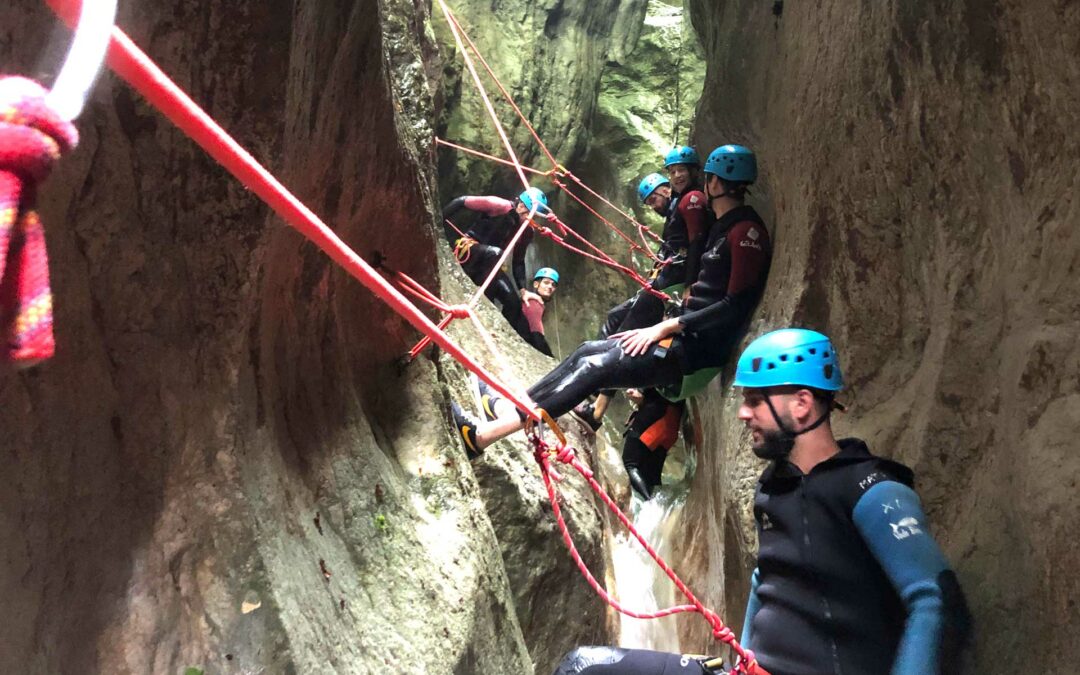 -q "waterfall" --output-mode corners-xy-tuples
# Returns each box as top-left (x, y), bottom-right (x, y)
(606, 427), (696, 652)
